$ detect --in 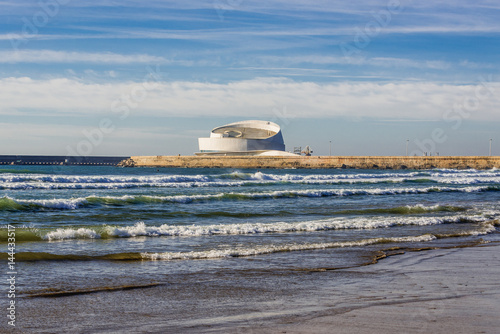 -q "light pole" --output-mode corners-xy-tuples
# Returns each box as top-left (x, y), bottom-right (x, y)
(329, 141), (332, 157)
(406, 139), (409, 156)
(490, 139), (492, 156)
